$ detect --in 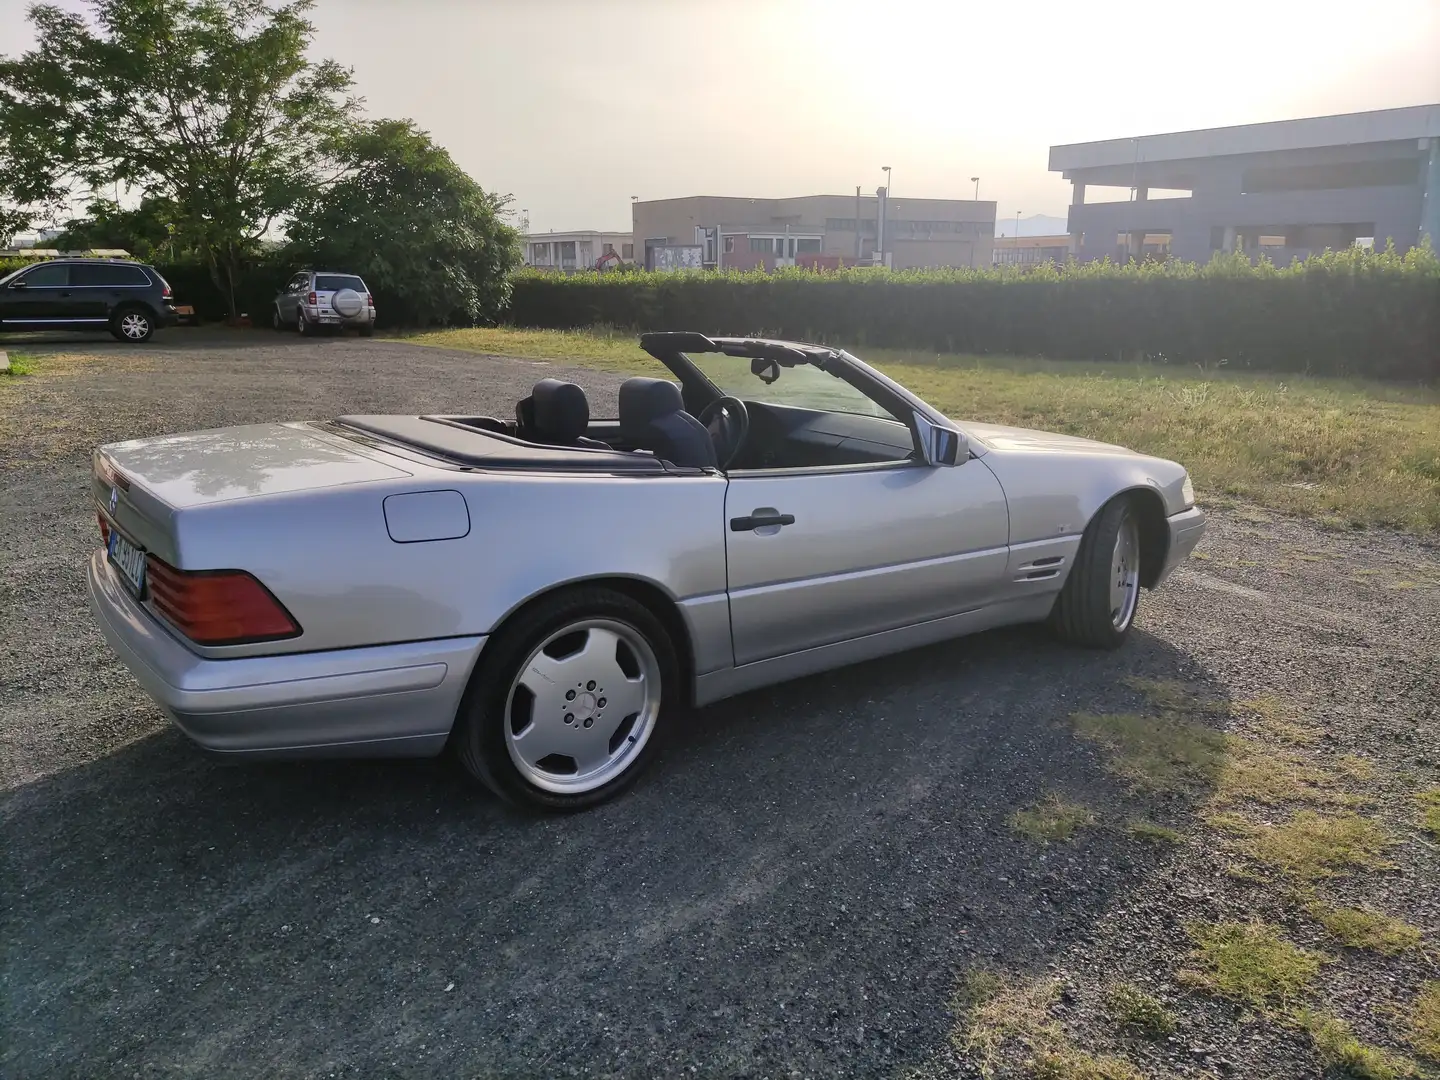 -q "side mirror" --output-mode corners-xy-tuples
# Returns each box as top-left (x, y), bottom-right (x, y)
(915, 412), (967, 467)
(750, 357), (780, 385)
